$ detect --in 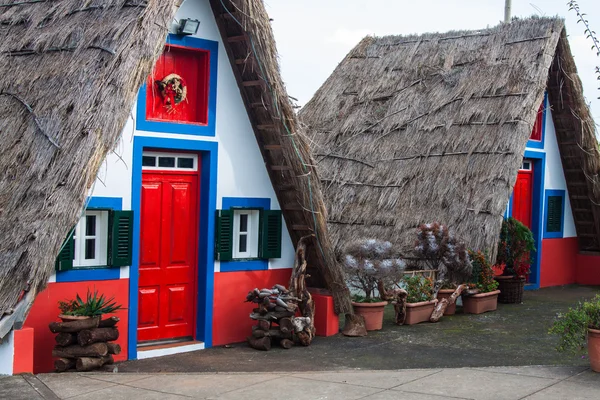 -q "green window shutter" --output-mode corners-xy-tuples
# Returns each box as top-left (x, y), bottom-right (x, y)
(260, 210), (282, 259)
(108, 210), (133, 267)
(215, 210), (233, 261)
(546, 195), (563, 233)
(55, 231), (74, 271)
